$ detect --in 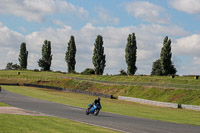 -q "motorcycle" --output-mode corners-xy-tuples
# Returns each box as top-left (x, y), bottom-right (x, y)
(86, 103), (101, 116)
